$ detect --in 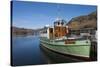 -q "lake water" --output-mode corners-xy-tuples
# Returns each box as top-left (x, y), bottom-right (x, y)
(12, 36), (85, 66)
